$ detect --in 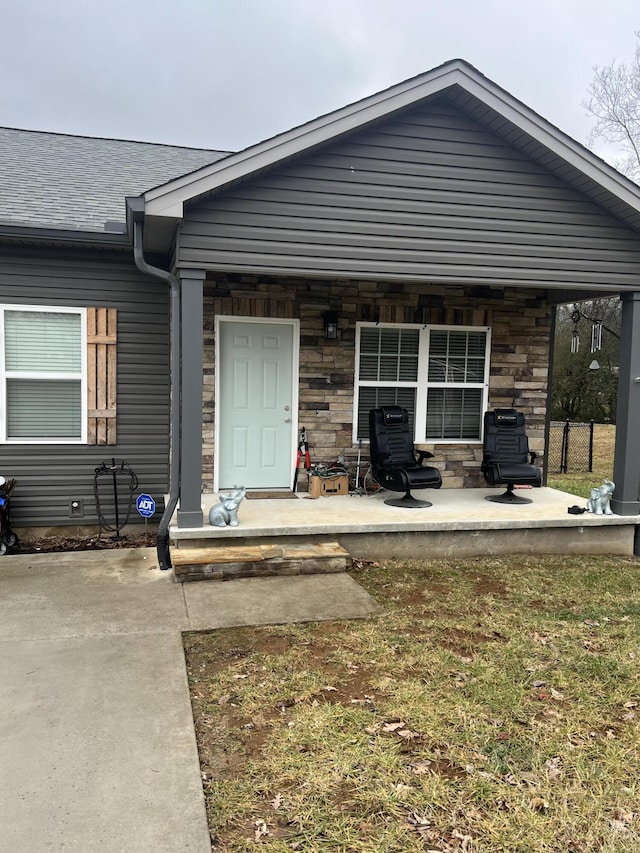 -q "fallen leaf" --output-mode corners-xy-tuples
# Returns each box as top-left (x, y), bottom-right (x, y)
(529, 797), (549, 812)
(532, 680), (547, 688)
(409, 759), (433, 774)
(503, 773), (519, 786)
(382, 721), (407, 733)
(583, 619), (600, 627)
(397, 728), (421, 741)
(532, 632), (549, 645)
(545, 756), (563, 781)
(452, 829), (473, 850)
(358, 819), (372, 836)
(233, 674), (249, 680)
(218, 694), (231, 705)
(271, 794), (283, 810)
(405, 815), (438, 843)
(613, 808), (635, 825)
(610, 819), (628, 833)
(254, 819), (269, 840)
